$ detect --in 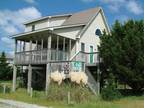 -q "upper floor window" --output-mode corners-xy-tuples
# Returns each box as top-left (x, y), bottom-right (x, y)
(32, 25), (35, 31)
(95, 29), (102, 36)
